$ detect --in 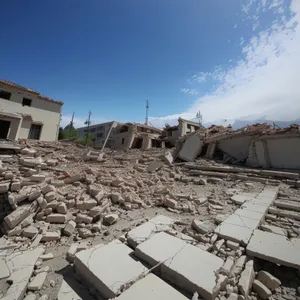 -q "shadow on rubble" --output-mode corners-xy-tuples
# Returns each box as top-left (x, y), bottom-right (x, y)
(56, 265), (99, 300)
